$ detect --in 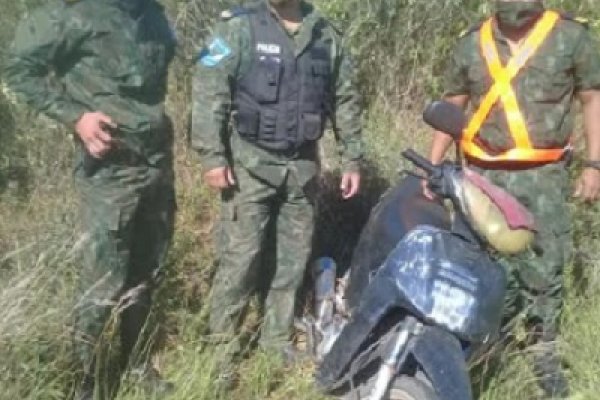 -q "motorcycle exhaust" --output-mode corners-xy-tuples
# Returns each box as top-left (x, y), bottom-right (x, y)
(310, 257), (349, 361)
(314, 257), (337, 327)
